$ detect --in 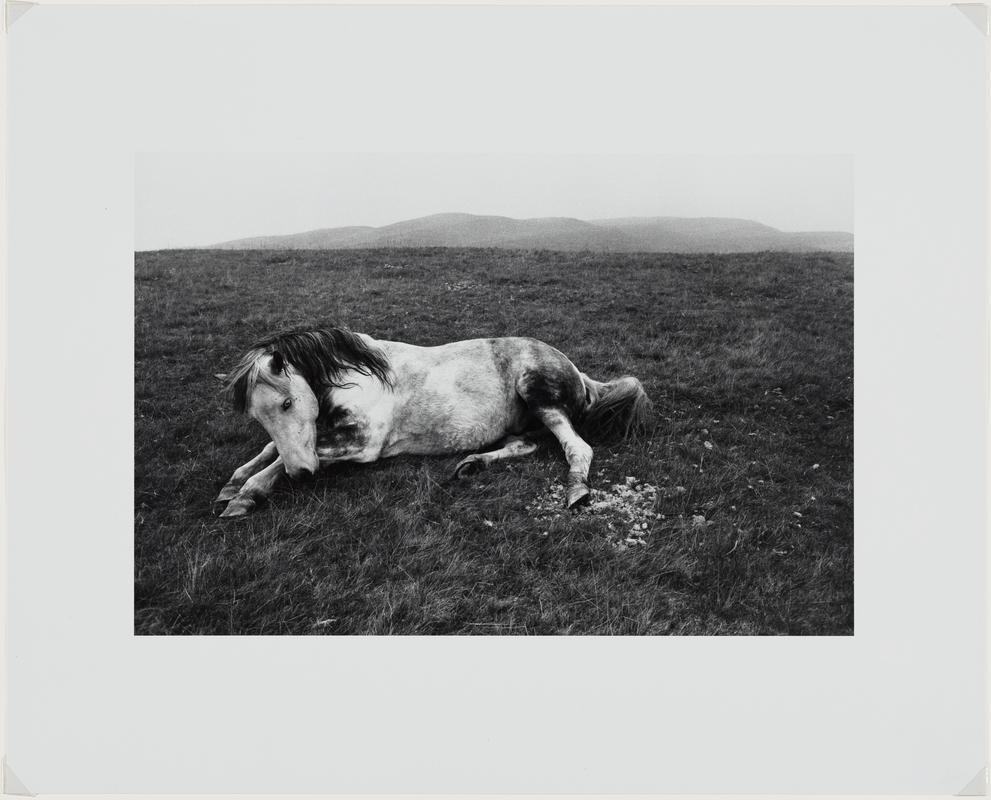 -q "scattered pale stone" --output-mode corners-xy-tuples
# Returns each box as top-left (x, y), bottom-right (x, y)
(703, 441), (714, 450)
(528, 474), (662, 545)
